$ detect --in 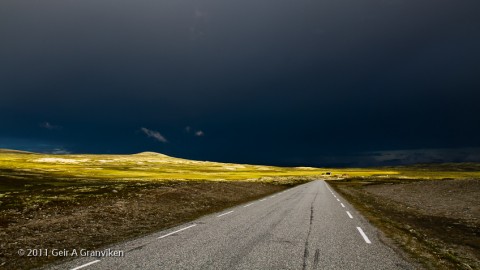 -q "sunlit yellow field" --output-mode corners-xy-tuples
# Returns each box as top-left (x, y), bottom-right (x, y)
(0, 150), (394, 184)
(1, 149), (479, 191)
